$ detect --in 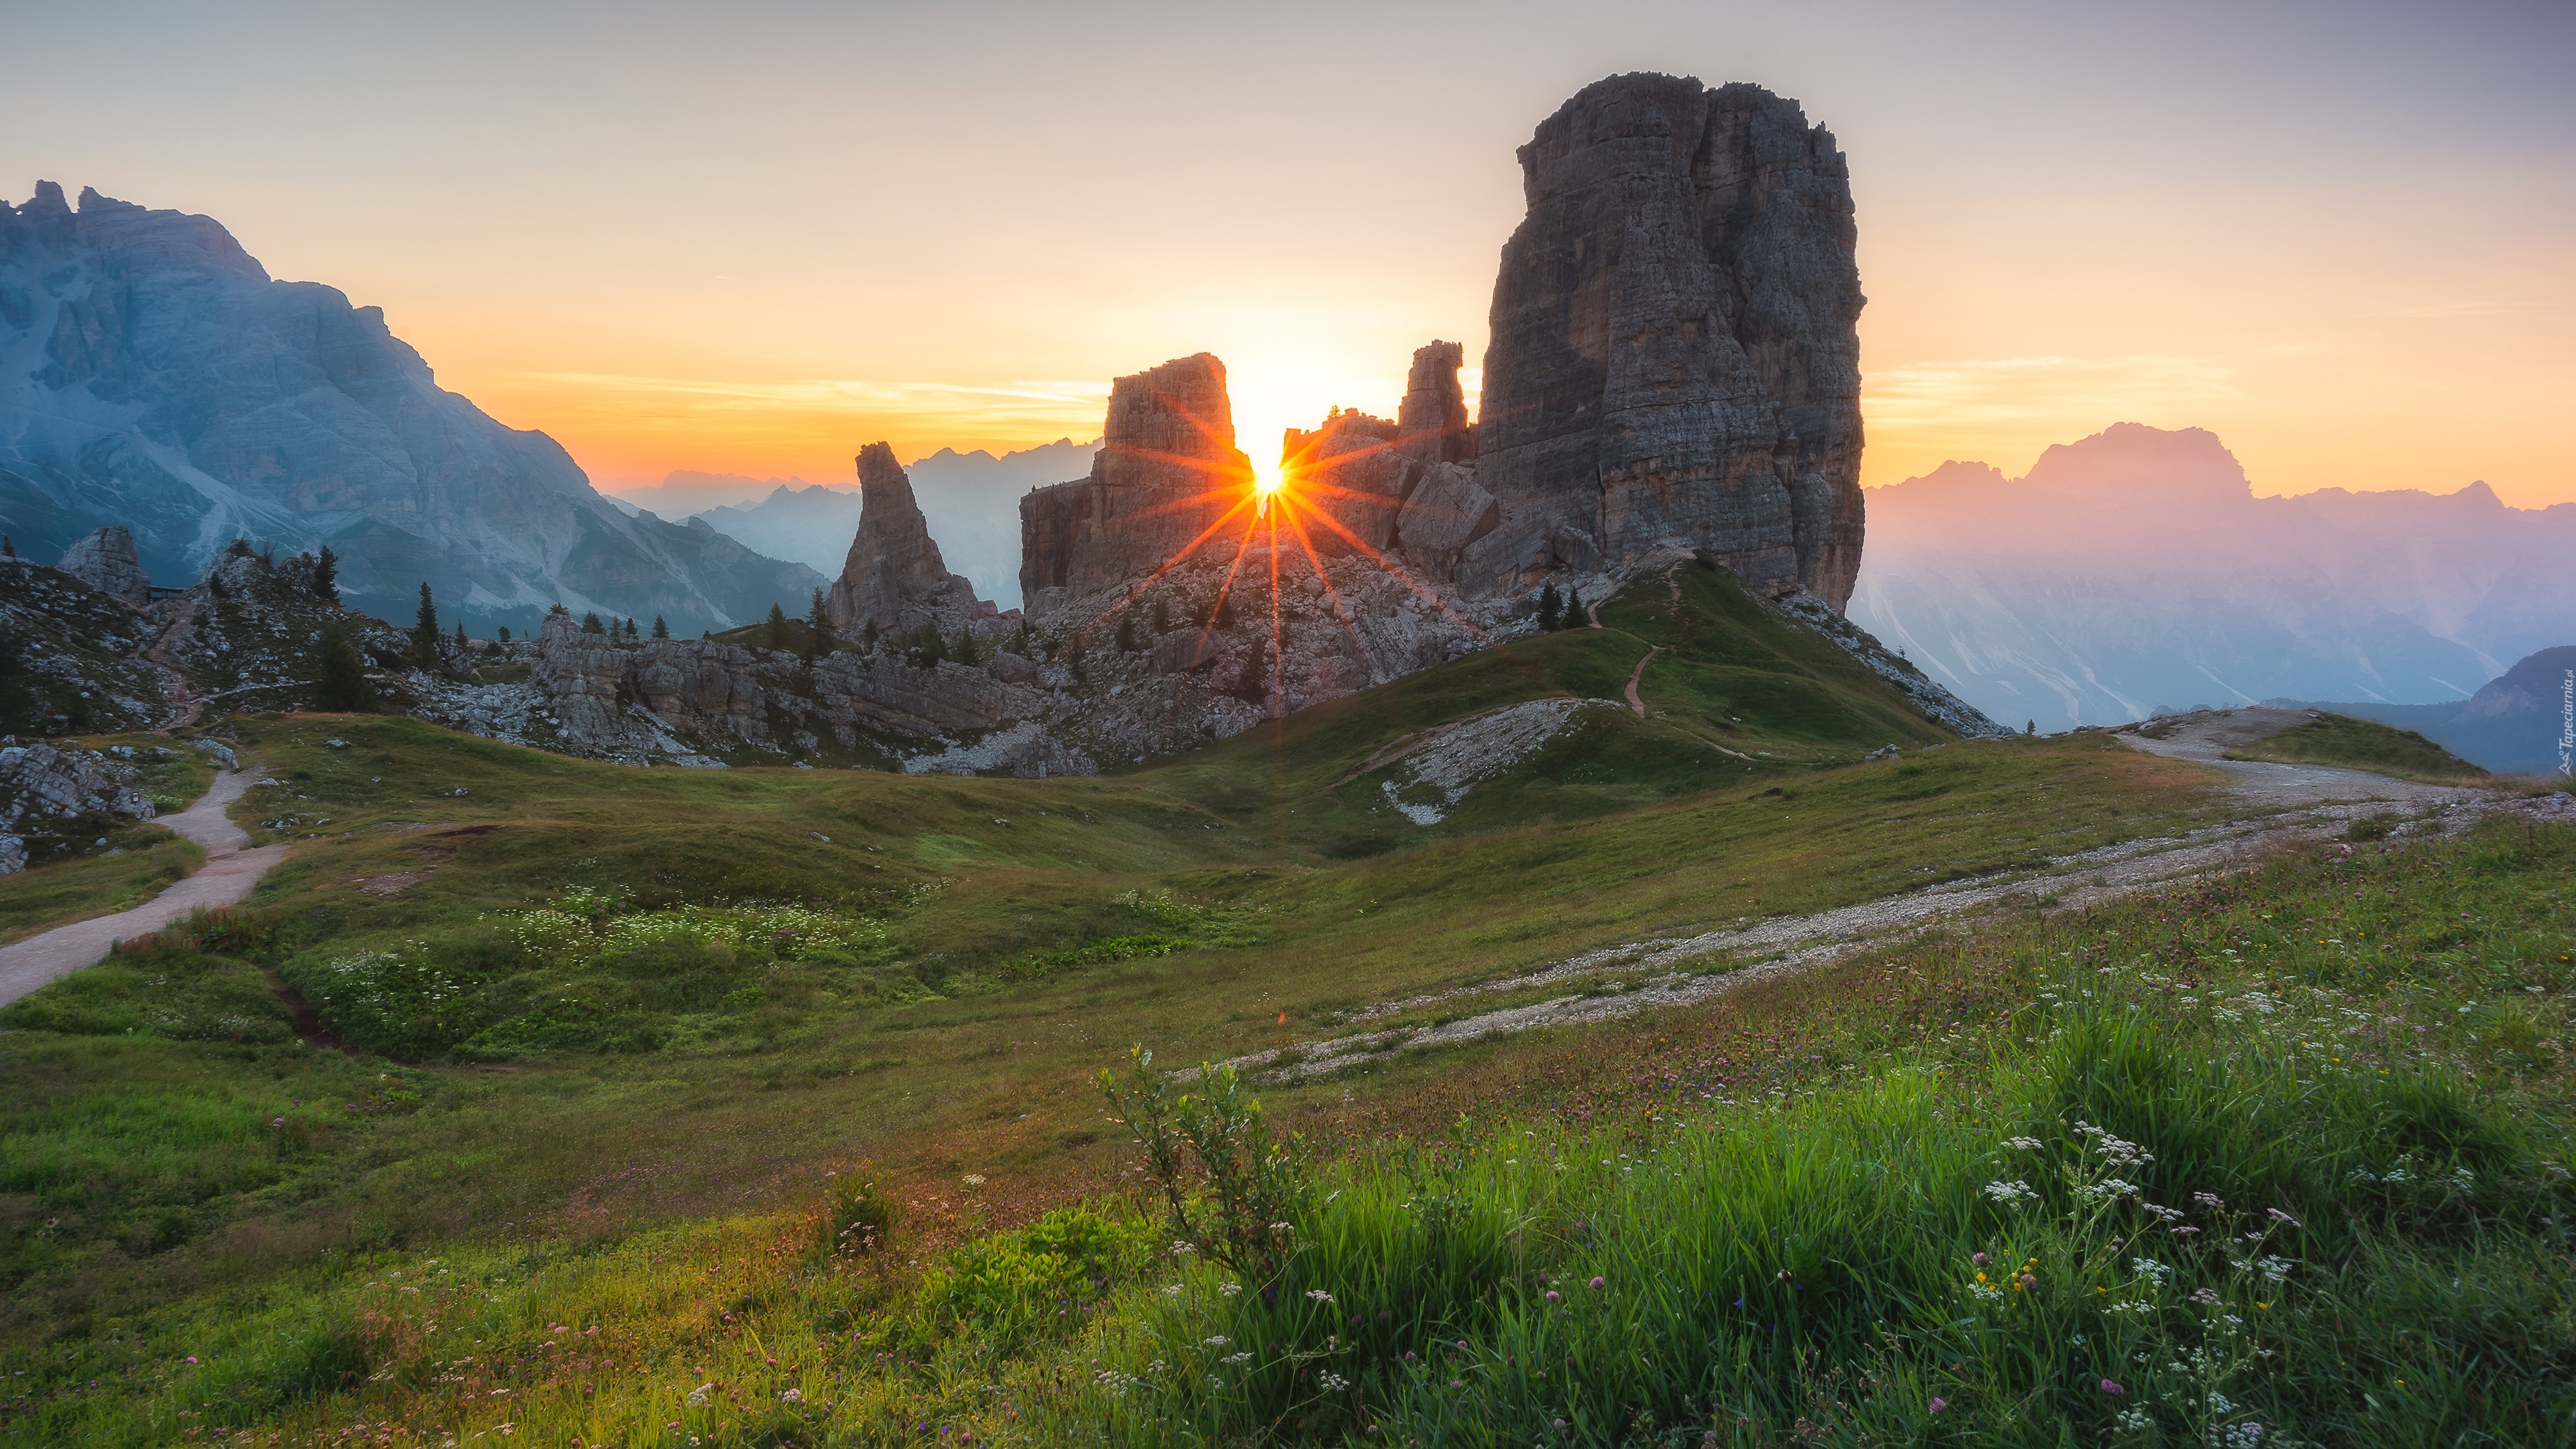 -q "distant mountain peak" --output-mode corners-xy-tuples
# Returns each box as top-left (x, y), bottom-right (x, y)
(2022, 423), (2249, 498)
